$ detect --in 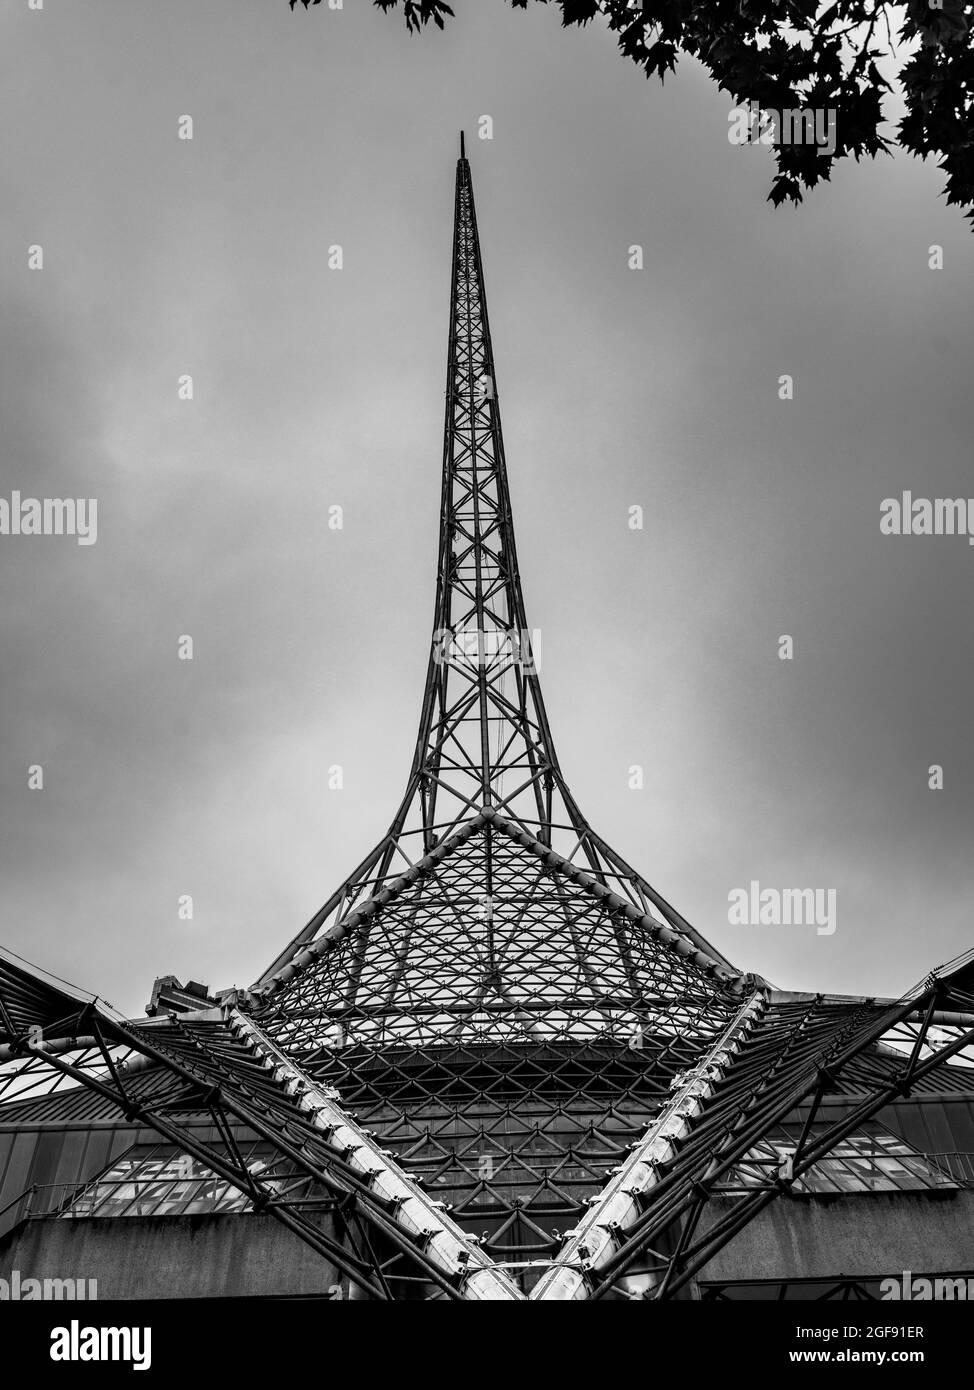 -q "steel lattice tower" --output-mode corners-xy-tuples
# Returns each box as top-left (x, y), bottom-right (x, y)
(244, 137), (754, 1283)
(2, 137), (972, 1303)
(260, 134), (741, 996)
